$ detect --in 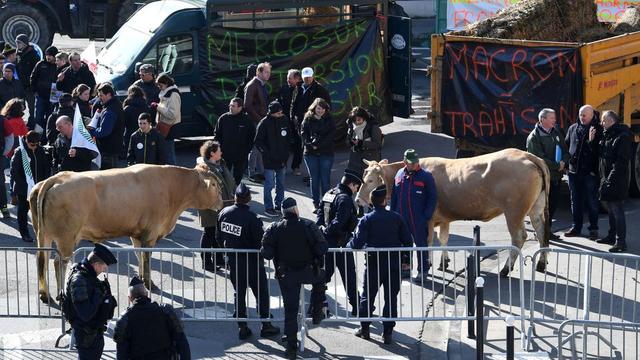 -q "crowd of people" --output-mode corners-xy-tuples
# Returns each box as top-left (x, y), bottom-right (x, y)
(0, 35), (633, 359)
